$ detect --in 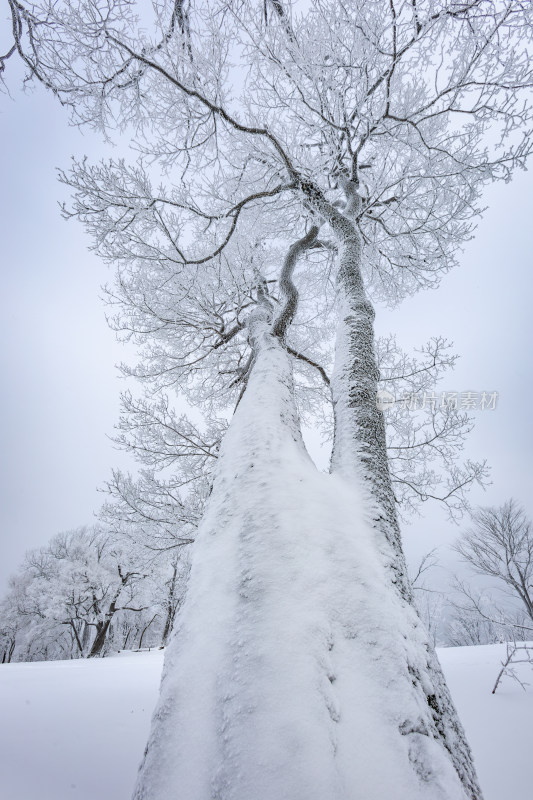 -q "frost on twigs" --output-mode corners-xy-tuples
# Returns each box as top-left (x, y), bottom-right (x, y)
(492, 642), (533, 695)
